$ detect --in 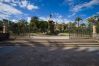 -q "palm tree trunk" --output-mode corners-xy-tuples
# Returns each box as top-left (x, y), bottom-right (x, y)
(78, 21), (79, 27)
(77, 21), (79, 37)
